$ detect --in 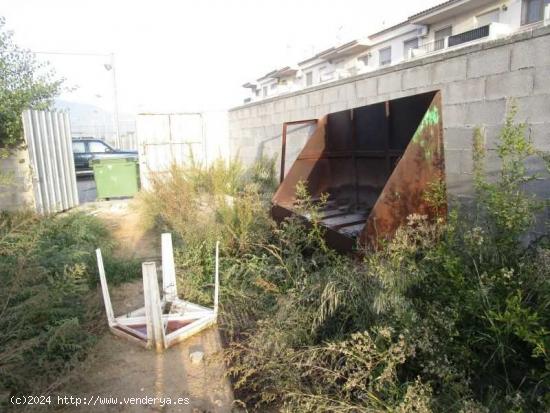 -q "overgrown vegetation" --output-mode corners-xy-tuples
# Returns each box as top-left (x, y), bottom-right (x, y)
(139, 108), (549, 412)
(0, 16), (62, 156)
(0, 212), (140, 407)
